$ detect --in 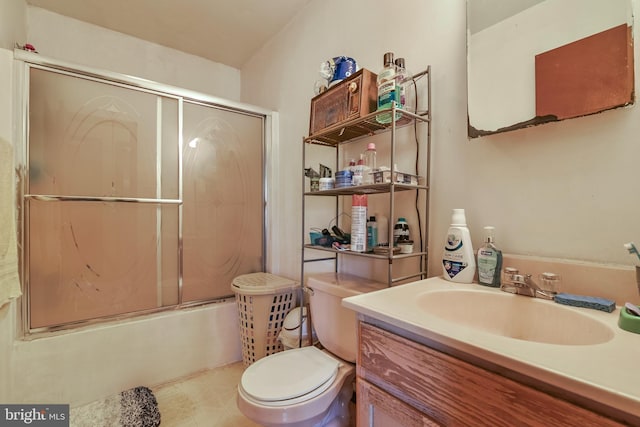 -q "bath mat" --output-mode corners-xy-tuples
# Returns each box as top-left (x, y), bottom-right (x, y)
(70, 386), (161, 427)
